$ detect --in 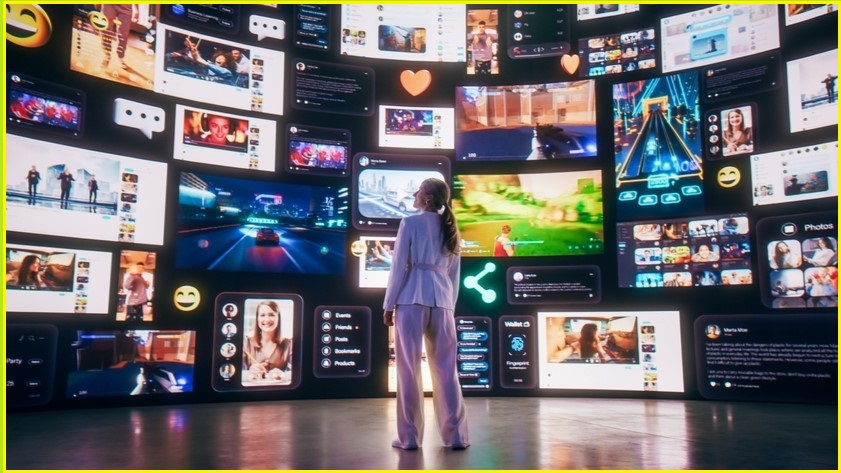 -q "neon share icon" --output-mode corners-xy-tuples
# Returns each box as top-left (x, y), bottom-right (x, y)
(463, 262), (497, 304)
